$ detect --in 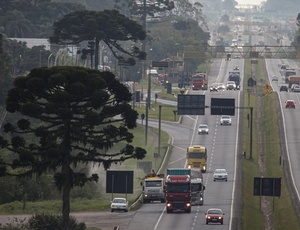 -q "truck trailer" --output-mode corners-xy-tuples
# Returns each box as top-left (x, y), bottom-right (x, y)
(287, 75), (300, 88)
